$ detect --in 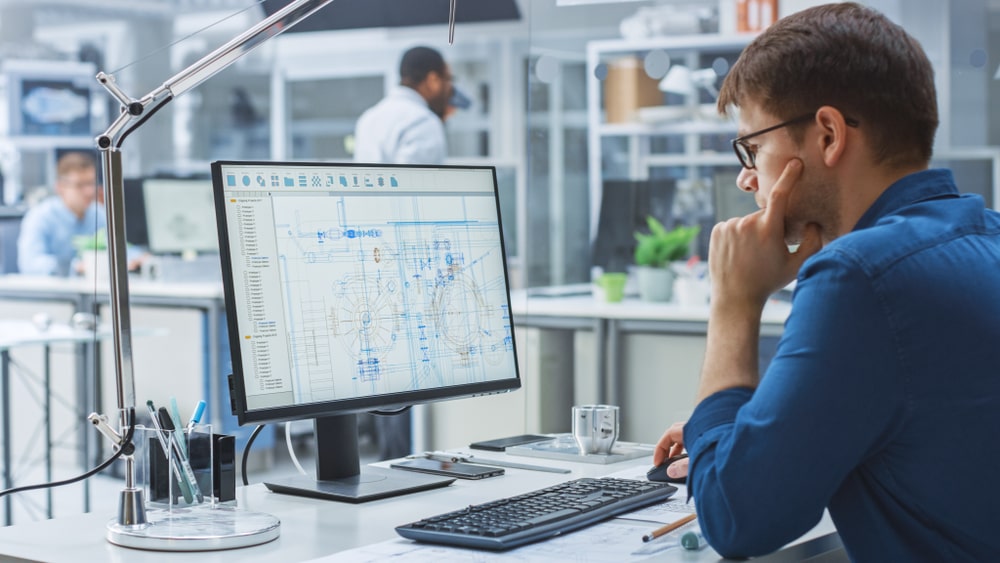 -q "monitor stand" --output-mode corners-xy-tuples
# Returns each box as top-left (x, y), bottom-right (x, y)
(263, 413), (454, 503)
